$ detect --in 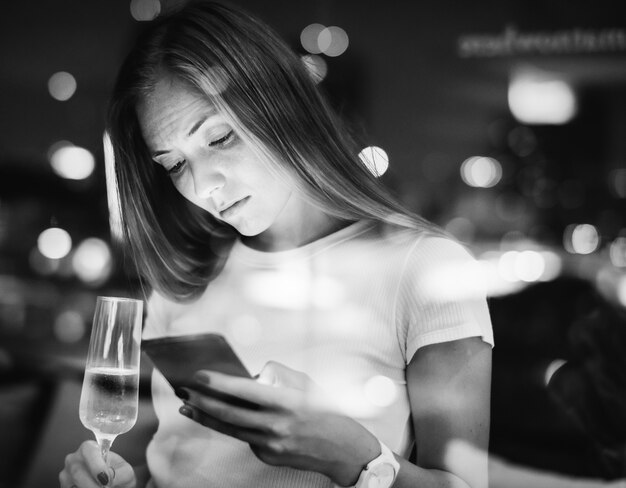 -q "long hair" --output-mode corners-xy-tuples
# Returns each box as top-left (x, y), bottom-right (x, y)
(107, 0), (443, 301)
